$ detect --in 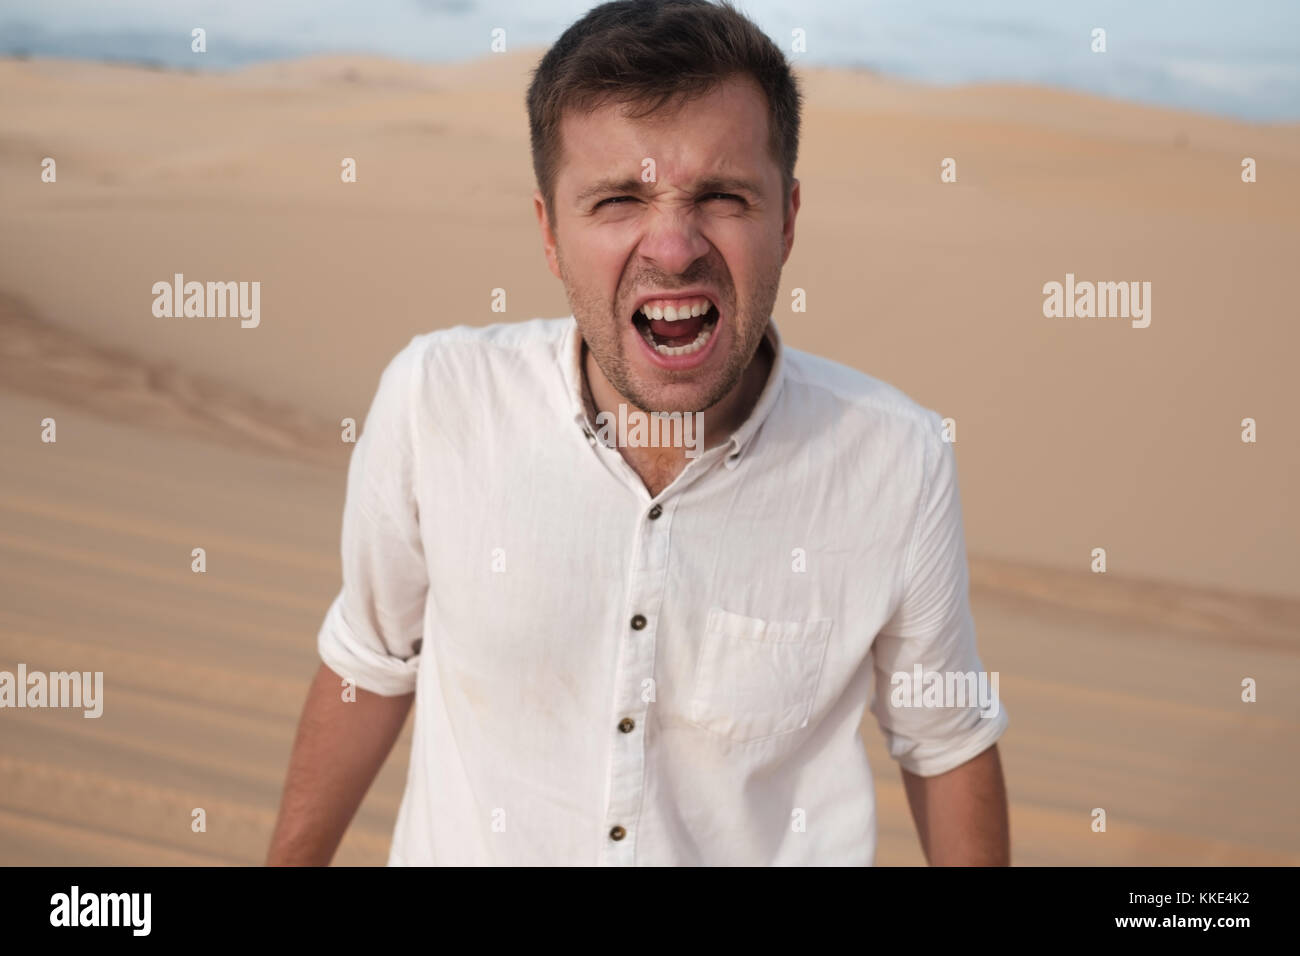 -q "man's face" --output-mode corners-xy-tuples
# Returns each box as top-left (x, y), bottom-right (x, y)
(535, 74), (799, 414)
